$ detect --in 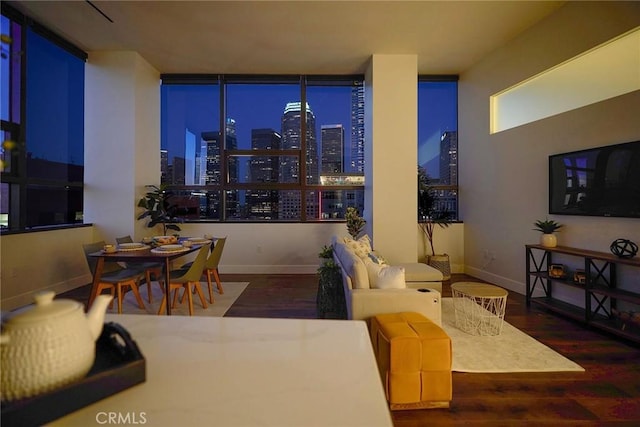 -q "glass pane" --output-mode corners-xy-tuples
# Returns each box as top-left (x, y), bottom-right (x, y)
(1, 128), (15, 173)
(26, 185), (83, 227)
(307, 82), (365, 175)
(309, 188), (365, 220)
(229, 154), (299, 184)
(418, 81), (458, 183)
(418, 81), (458, 220)
(26, 28), (84, 179)
(168, 189), (221, 220)
(0, 183), (8, 229)
(161, 84), (220, 185)
(226, 82), (300, 150)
